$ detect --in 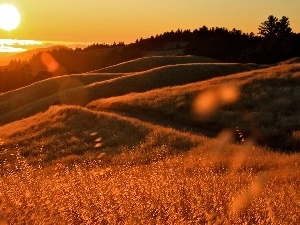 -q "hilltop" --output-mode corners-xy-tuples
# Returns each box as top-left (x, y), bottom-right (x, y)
(92, 55), (219, 73)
